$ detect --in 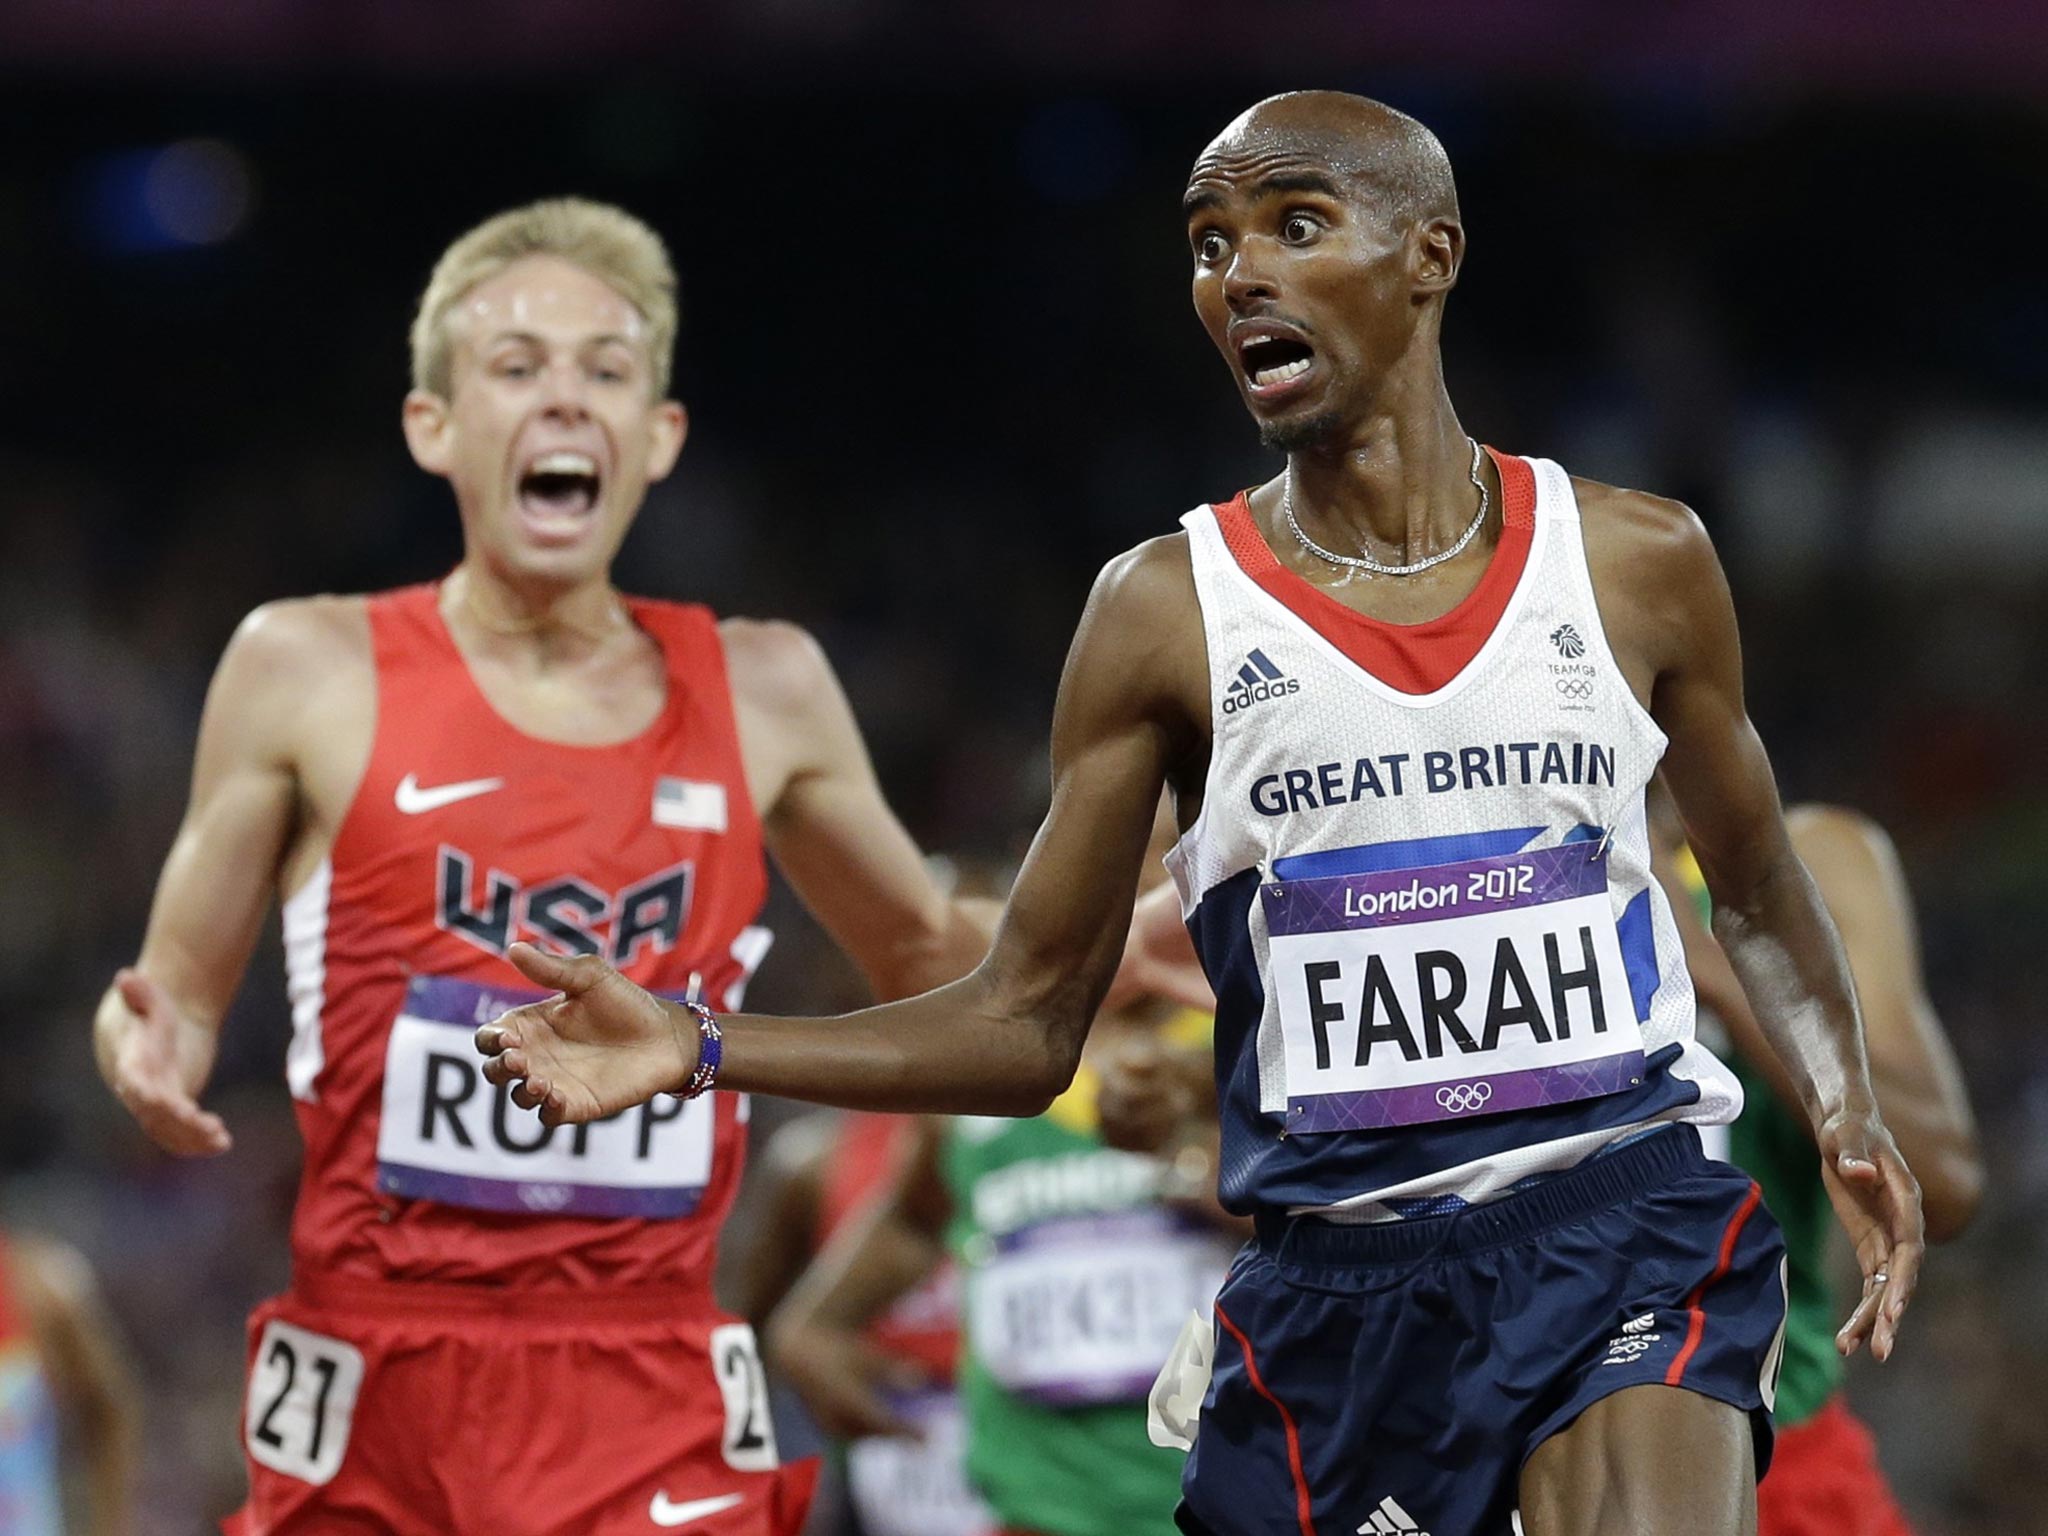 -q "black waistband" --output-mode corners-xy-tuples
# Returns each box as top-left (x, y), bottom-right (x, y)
(1253, 1124), (1705, 1267)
